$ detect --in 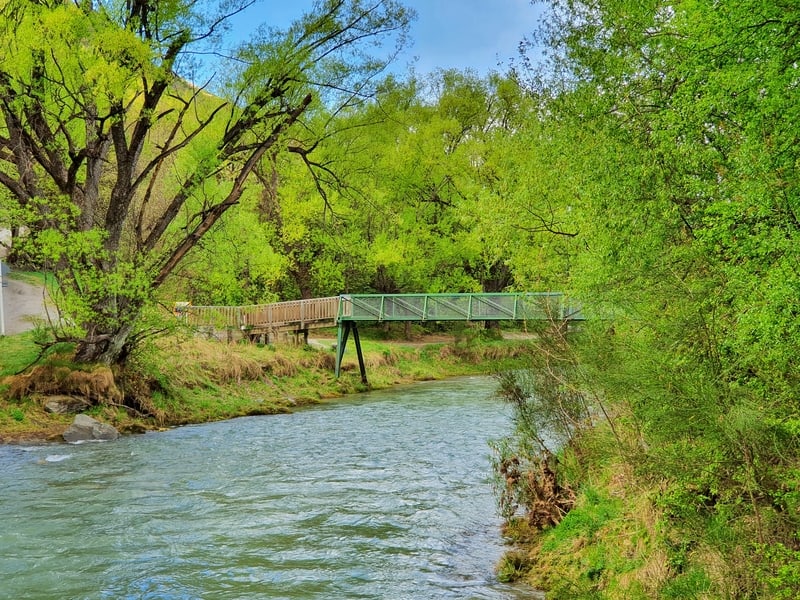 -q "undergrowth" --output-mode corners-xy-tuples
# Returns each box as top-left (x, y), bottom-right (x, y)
(0, 328), (536, 441)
